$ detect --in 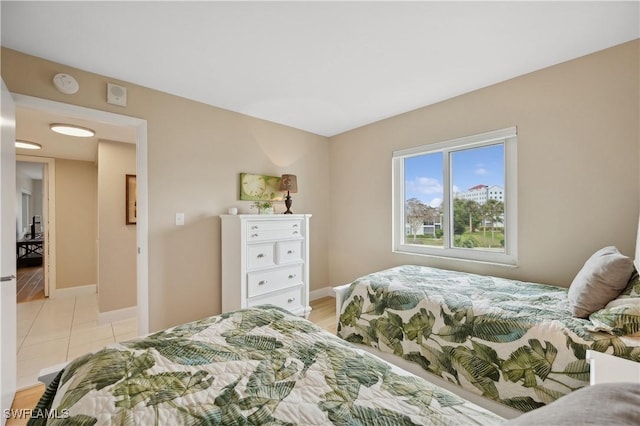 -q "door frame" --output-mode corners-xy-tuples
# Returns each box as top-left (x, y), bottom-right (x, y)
(16, 155), (55, 298)
(12, 94), (150, 335)
(1, 79), (17, 425)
